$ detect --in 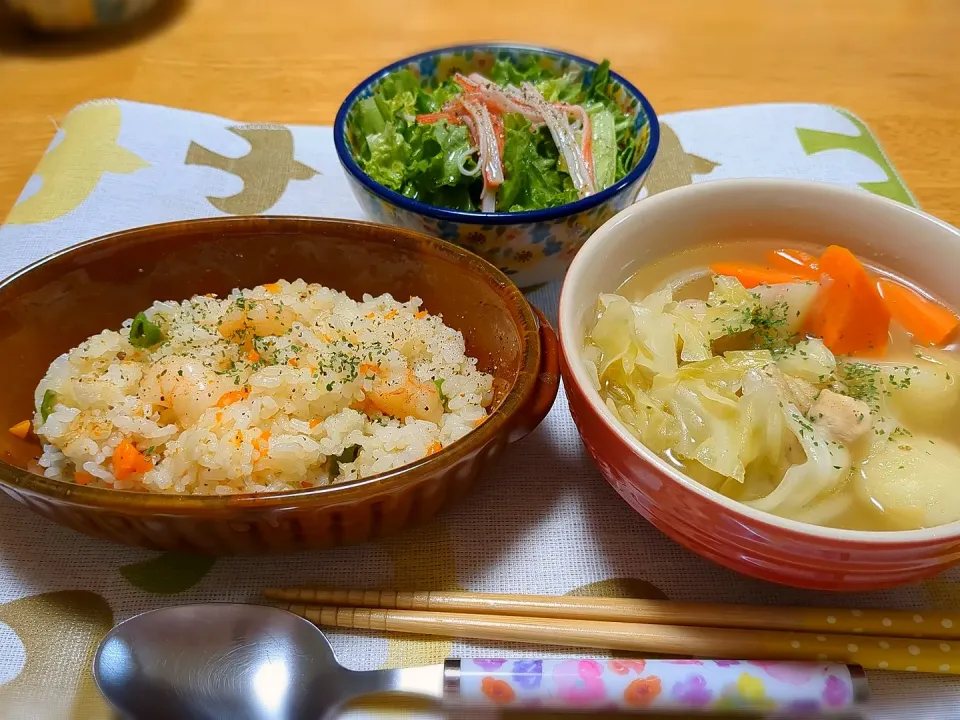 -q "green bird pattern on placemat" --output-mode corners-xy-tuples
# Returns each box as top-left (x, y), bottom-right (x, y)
(119, 552), (216, 595)
(796, 108), (917, 207)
